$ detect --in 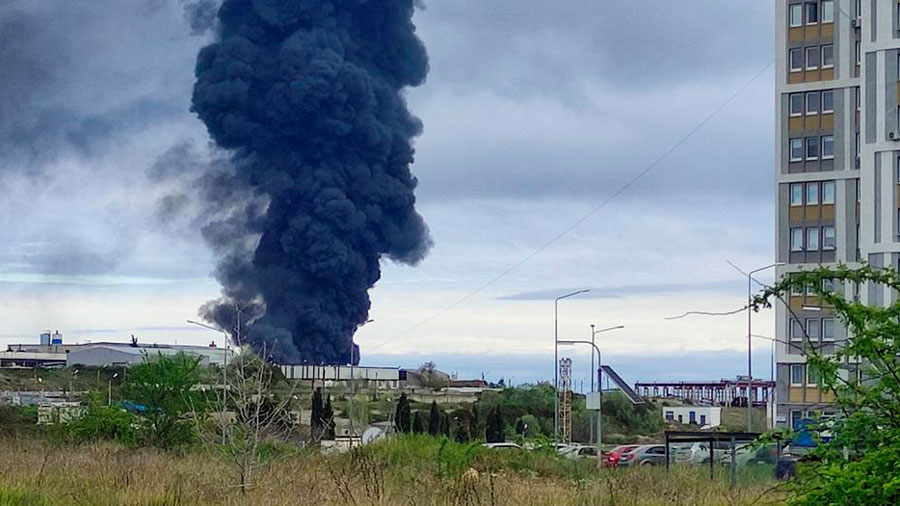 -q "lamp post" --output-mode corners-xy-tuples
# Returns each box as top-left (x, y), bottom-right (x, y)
(187, 319), (231, 444)
(558, 339), (603, 464)
(589, 324), (624, 445)
(734, 261), (784, 432)
(109, 372), (118, 405)
(348, 319), (375, 441)
(554, 289), (590, 441)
